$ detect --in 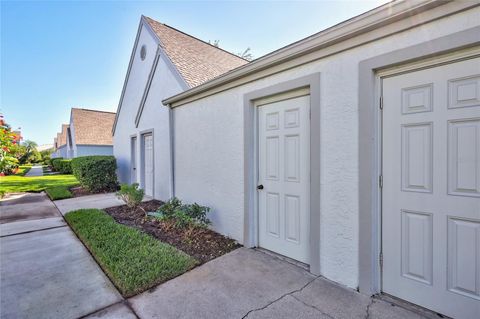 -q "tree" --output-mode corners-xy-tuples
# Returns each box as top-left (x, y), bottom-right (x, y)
(237, 47), (253, 61)
(0, 115), (20, 174)
(18, 140), (40, 164)
(208, 40), (254, 61)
